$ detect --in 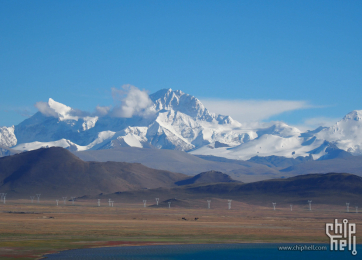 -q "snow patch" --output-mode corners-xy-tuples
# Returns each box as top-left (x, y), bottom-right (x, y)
(82, 116), (98, 131)
(0, 126), (17, 147)
(14, 139), (79, 151)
